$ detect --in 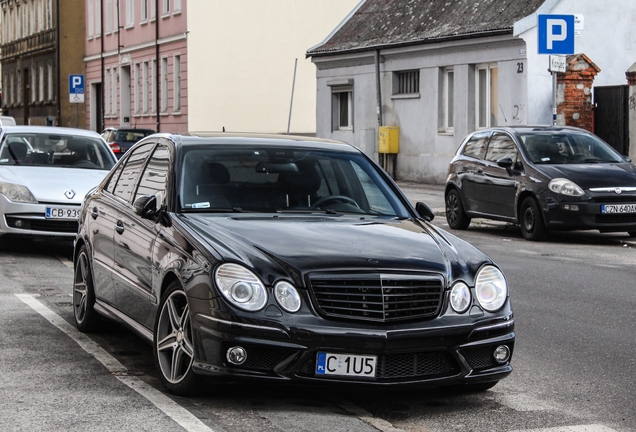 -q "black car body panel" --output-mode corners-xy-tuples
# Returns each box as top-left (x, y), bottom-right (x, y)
(445, 126), (636, 237)
(75, 133), (514, 392)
